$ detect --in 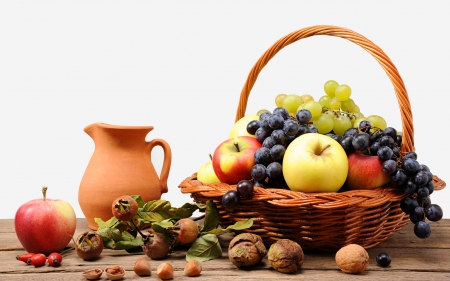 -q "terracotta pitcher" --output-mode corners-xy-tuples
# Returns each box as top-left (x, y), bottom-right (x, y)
(78, 122), (171, 230)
